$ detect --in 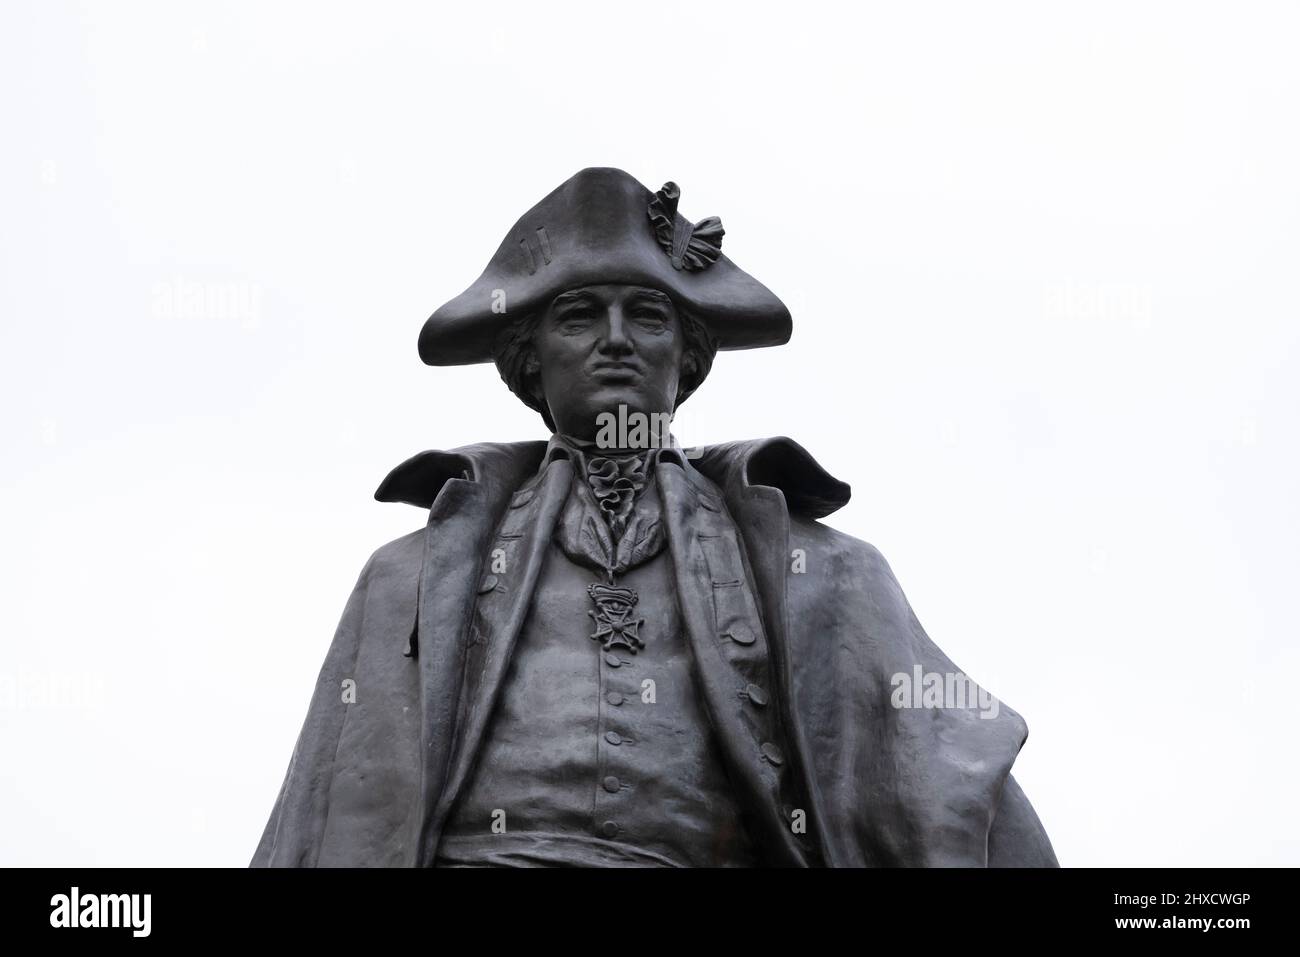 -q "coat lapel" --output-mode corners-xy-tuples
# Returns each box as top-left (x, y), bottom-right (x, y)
(691, 437), (848, 865)
(423, 456), (574, 856)
(723, 482), (838, 866)
(403, 442), (545, 867)
(656, 457), (821, 866)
